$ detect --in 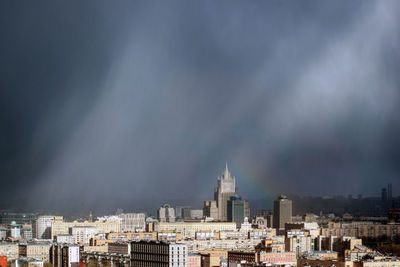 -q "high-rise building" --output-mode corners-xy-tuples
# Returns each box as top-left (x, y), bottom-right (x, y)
(227, 194), (250, 228)
(34, 215), (55, 239)
(273, 195), (292, 230)
(158, 204), (176, 222)
(203, 200), (218, 220)
(381, 188), (388, 203)
(213, 164), (238, 221)
(388, 183), (393, 206)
